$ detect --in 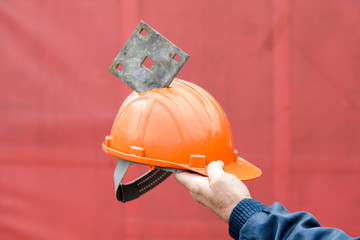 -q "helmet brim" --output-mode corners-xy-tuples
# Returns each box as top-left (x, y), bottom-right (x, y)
(187, 157), (261, 181)
(103, 143), (261, 181)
